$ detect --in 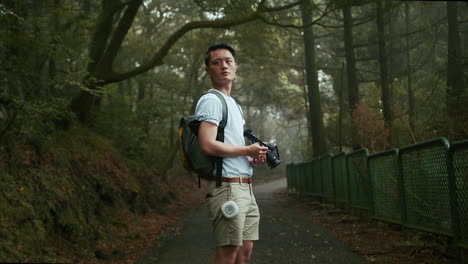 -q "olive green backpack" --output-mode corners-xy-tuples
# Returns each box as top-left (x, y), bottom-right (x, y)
(179, 91), (227, 187)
